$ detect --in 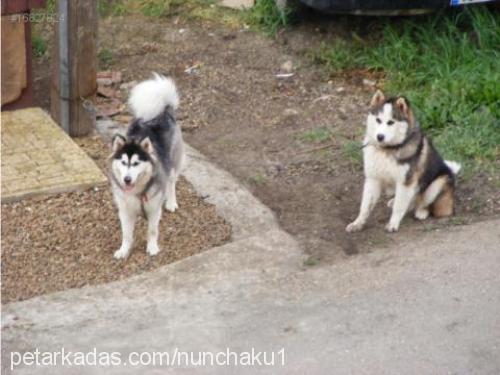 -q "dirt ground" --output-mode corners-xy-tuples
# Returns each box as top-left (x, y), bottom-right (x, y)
(1, 136), (231, 303)
(32, 13), (499, 266)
